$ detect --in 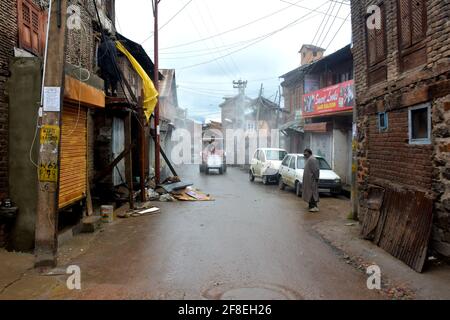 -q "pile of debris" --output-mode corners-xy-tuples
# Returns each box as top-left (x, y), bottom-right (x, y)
(151, 176), (213, 202)
(116, 176), (213, 219)
(117, 202), (161, 219)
